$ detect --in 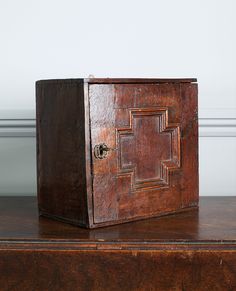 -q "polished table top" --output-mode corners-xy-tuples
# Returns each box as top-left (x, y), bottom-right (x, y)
(0, 196), (235, 249)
